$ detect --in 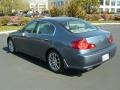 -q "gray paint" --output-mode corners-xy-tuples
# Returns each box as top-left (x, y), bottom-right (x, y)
(8, 17), (116, 70)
